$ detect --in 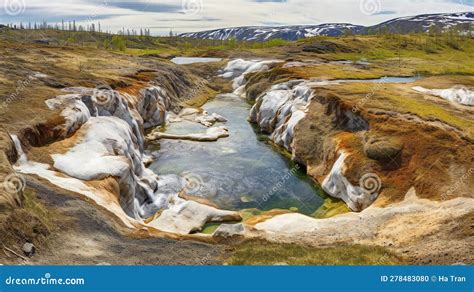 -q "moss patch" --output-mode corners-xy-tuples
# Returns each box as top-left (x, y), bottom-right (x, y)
(0, 189), (54, 253)
(312, 198), (350, 219)
(225, 240), (405, 265)
(183, 86), (218, 108)
(200, 222), (221, 234)
(239, 208), (265, 221)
